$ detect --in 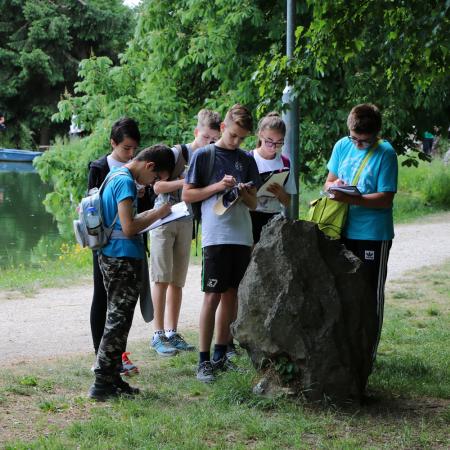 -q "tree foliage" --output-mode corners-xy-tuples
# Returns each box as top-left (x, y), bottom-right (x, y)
(0, 0), (132, 147)
(36, 0), (450, 230)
